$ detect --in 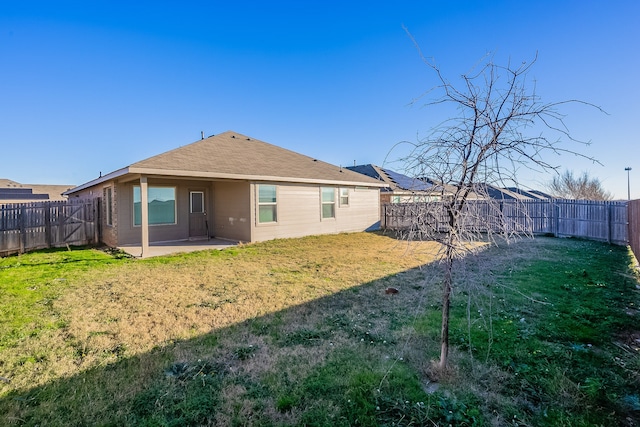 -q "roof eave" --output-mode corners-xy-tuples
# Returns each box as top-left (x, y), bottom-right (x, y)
(63, 167), (130, 195)
(127, 167), (387, 187)
(65, 166), (387, 195)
